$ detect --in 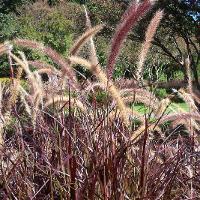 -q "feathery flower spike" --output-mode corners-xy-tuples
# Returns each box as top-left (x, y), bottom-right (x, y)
(107, 0), (153, 79)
